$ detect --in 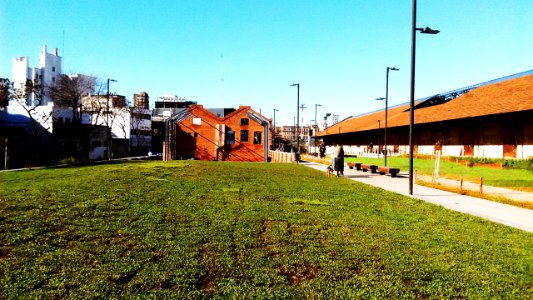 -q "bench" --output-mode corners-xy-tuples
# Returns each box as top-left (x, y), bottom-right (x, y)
(347, 162), (362, 170)
(377, 166), (400, 177)
(361, 164), (378, 173)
